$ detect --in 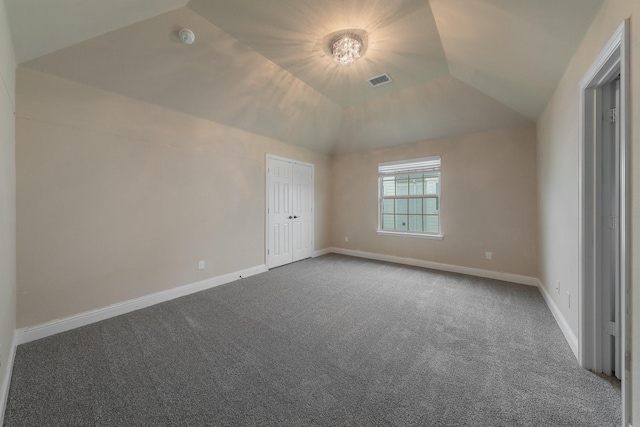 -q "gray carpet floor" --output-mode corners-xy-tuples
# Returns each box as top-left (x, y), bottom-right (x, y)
(4, 254), (621, 426)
